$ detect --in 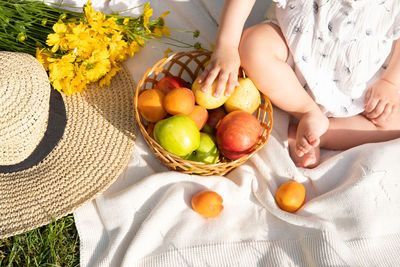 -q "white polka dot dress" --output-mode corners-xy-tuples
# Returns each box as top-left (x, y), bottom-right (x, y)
(271, 0), (400, 117)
